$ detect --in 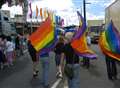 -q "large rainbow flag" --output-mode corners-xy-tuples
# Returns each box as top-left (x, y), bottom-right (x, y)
(29, 16), (55, 52)
(71, 11), (97, 59)
(99, 21), (120, 61)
